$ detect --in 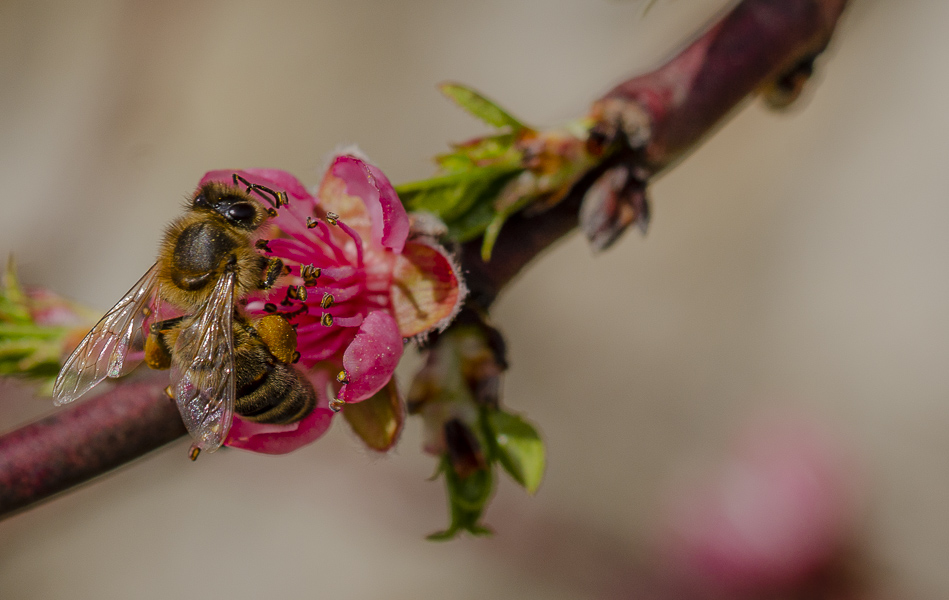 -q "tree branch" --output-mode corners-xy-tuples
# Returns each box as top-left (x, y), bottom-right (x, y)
(0, 0), (850, 519)
(0, 377), (184, 516)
